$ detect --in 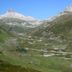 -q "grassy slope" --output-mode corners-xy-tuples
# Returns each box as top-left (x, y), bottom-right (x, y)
(0, 29), (9, 42)
(0, 59), (41, 72)
(0, 14), (72, 72)
(25, 14), (72, 51)
(0, 52), (72, 72)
